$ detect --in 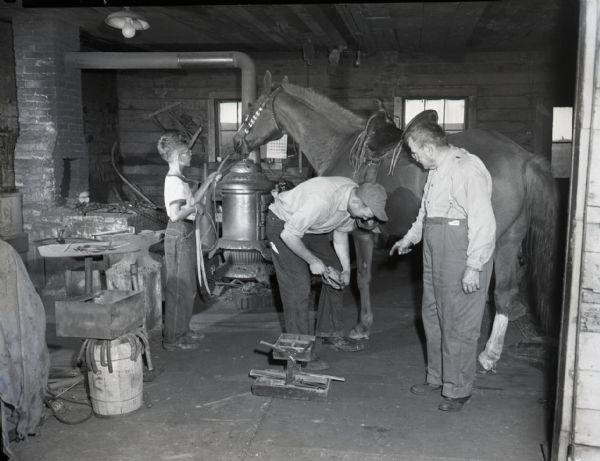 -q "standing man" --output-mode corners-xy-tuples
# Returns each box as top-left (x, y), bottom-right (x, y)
(390, 122), (496, 411)
(267, 176), (388, 370)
